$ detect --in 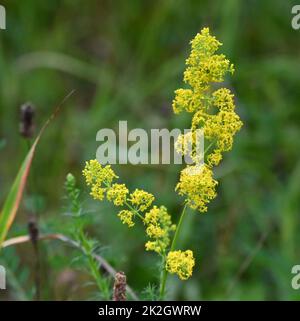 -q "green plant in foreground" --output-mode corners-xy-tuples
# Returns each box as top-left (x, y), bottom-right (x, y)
(83, 27), (243, 299)
(64, 173), (111, 300)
